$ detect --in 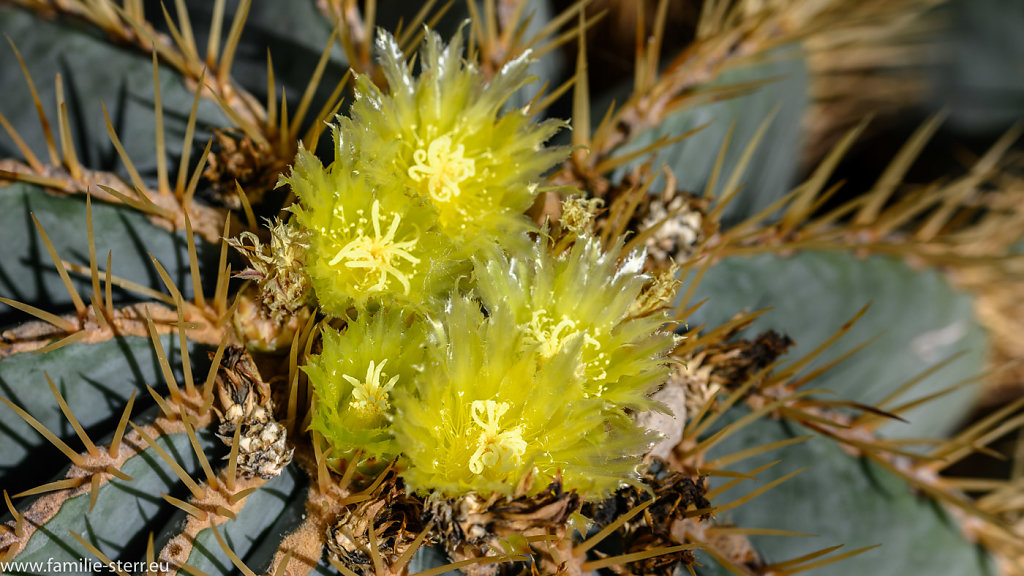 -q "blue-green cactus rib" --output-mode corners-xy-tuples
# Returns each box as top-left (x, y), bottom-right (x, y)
(682, 250), (986, 439)
(0, 183), (221, 329)
(161, 466), (304, 576)
(606, 49), (808, 229)
(0, 7), (228, 186)
(695, 407), (996, 576)
(0, 335), (213, 497)
(0, 406), (222, 576)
